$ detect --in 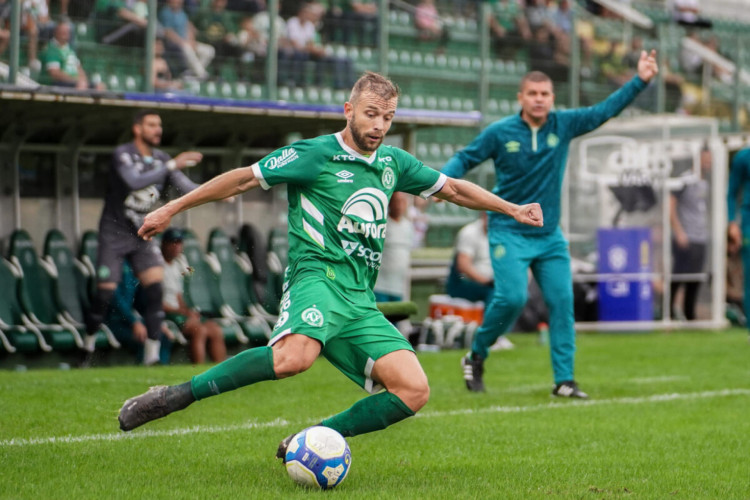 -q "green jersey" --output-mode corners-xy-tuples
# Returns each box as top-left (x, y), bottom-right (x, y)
(252, 132), (445, 294)
(40, 39), (80, 85)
